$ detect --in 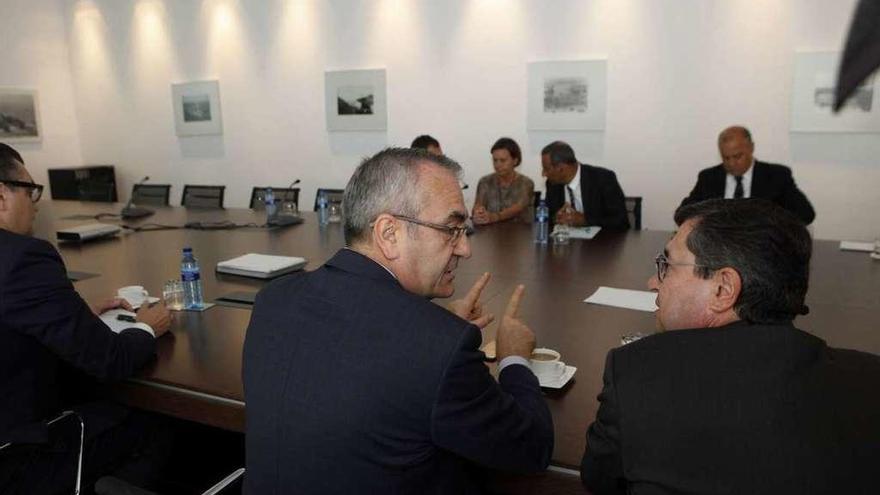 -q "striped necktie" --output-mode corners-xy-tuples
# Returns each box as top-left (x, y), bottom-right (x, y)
(567, 186), (577, 211)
